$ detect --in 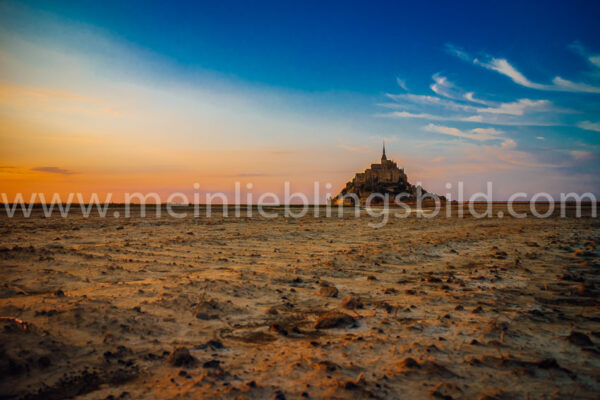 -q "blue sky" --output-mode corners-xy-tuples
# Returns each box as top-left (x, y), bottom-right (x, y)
(1, 0), (599, 199)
